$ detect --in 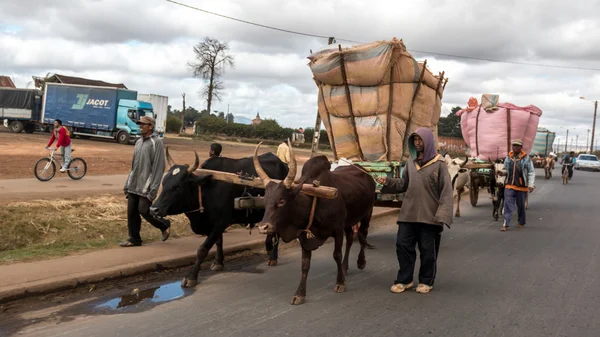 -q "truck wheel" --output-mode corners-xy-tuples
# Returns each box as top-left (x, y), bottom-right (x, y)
(24, 123), (36, 134)
(10, 121), (24, 133)
(116, 131), (130, 144)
